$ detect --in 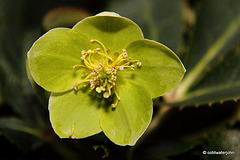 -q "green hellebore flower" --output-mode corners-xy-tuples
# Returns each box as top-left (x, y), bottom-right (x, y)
(27, 12), (186, 146)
